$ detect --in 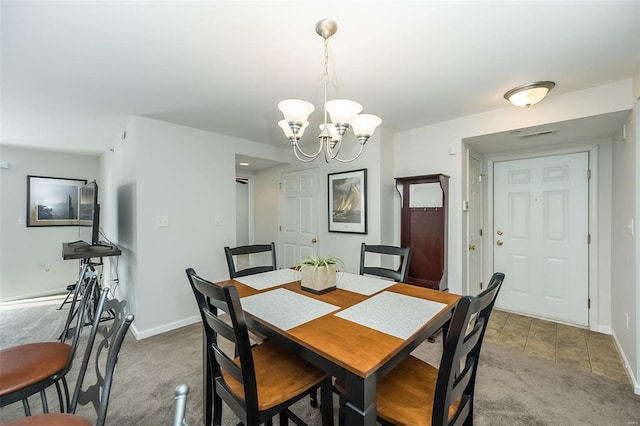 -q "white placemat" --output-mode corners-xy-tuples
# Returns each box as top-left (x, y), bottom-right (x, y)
(235, 269), (298, 290)
(335, 291), (447, 339)
(336, 272), (396, 296)
(241, 288), (340, 330)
